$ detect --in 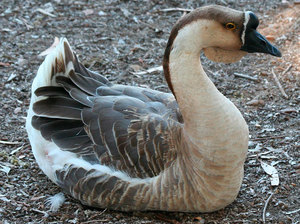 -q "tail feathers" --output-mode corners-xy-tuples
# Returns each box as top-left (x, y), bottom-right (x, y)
(31, 38), (110, 105)
(30, 38), (112, 121)
(26, 38), (112, 182)
(32, 38), (75, 96)
(72, 53), (110, 85)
